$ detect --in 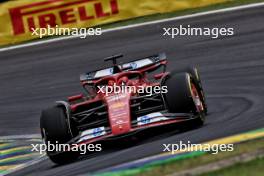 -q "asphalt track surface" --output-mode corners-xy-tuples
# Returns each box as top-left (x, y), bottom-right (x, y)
(1, 5), (264, 176)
